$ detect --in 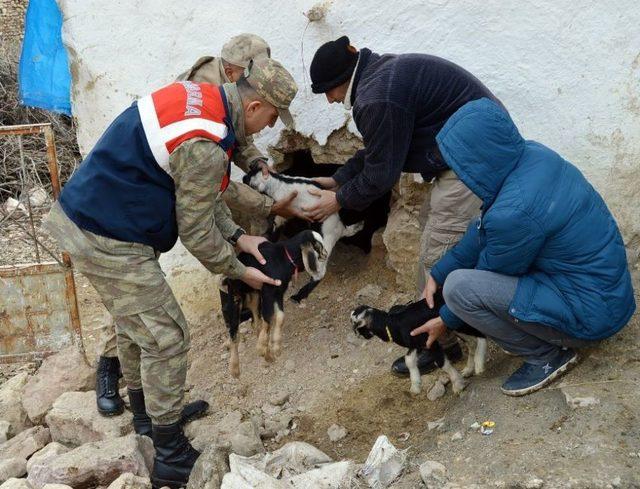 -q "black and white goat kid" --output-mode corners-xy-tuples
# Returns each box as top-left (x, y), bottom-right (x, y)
(350, 291), (488, 395)
(243, 168), (364, 301)
(221, 230), (327, 378)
